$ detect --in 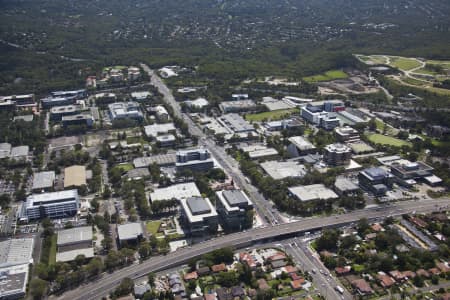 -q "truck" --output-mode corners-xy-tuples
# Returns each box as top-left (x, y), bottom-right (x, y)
(335, 286), (344, 294)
